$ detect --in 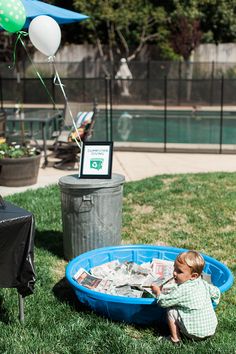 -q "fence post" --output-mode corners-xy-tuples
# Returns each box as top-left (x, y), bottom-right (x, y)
(109, 75), (113, 141)
(219, 75), (224, 154)
(210, 61), (215, 106)
(22, 60), (26, 104)
(0, 75), (3, 109)
(164, 75), (167, 152)
(146, 60), (150, 104)
(82, 60), (86, 102)
(51, 75), (55, 109)
(105, 75), (109, 141)
(177, 60), (182, 105)
(105, 75), (113, 141)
